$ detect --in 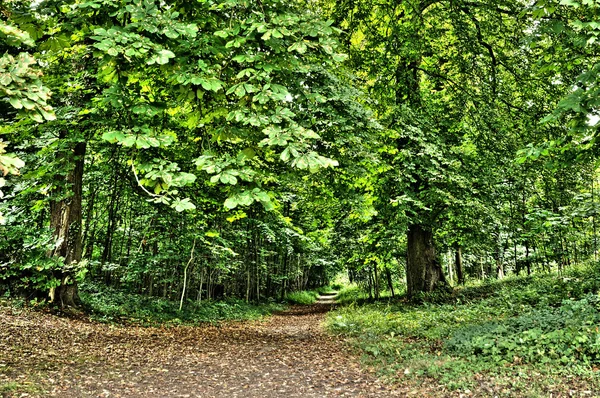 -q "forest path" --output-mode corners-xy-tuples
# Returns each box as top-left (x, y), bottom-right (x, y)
(0, 297), (408, 398)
